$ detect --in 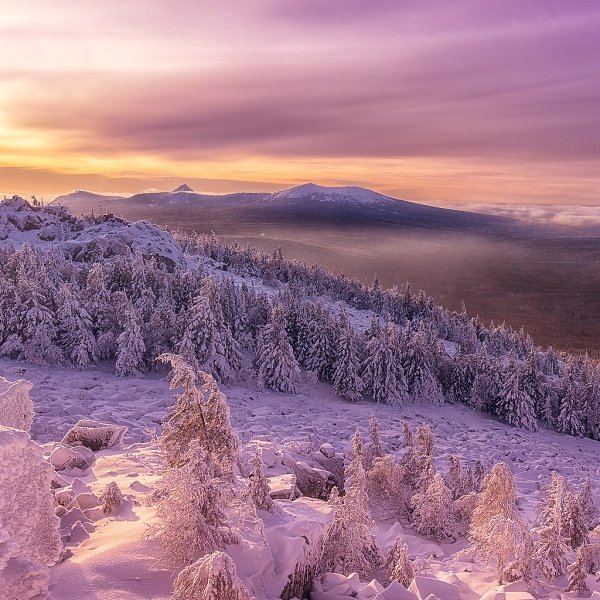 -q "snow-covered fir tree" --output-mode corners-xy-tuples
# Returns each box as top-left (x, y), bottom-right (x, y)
(153, 443), (238, 565)
(246, 449), (273, 512)
(56, 283), (98, 368)
(303, 306), (336, 381)
(534, 472), (569, 580)
(366, 414), (383, 468)
(498, 357), (537, 431)
(556, 358), (586, 437)
(115, 308), (146, 376)
(171, 551), (254, 600)
(578, 475), (598, 528)
(363, 318), (408, 406)
(402, 322), (444, 404)
(410, 473), (455, 540)
(181, 277), (242, 384)
(385, 539), (414, 587)
(158, 354), (240, 477)
(565, 545), (589, 595)
(255, 304), (300, 393)
(332, 307), (364, 402)
(323, 431), (381, 577)
(562, 486), (588, 550)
